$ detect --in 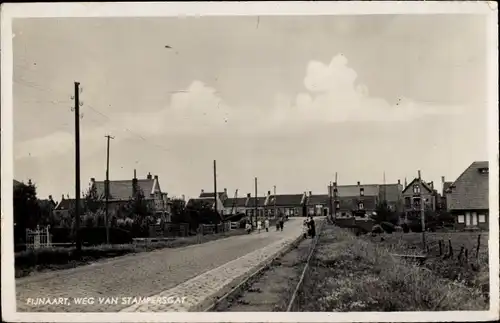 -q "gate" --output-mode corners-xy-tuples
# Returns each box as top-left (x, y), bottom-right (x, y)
(26, 226), (52, 250)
